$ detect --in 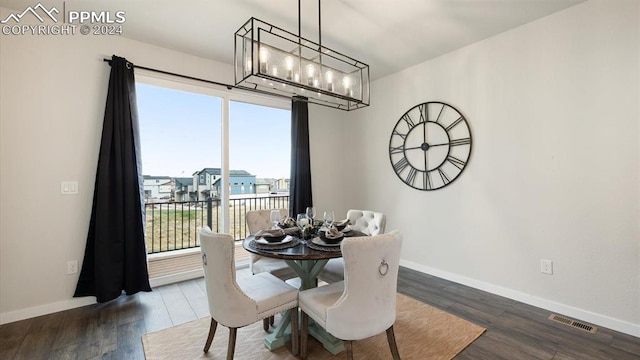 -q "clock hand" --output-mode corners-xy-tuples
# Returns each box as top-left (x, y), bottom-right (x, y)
(430, 143), (449, 147)
(403, 146), (424, 151)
